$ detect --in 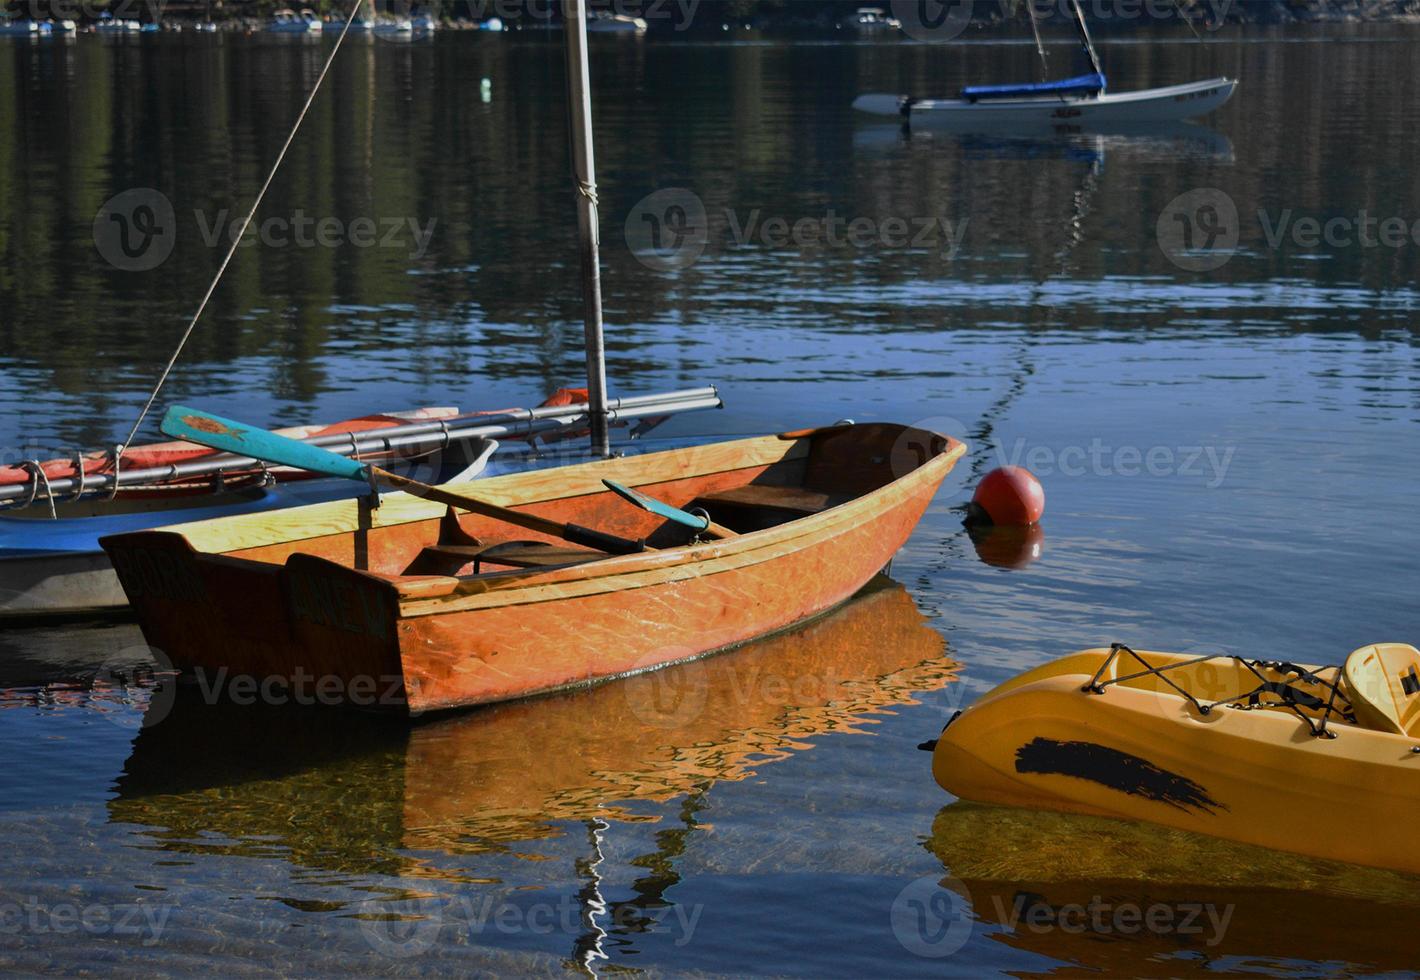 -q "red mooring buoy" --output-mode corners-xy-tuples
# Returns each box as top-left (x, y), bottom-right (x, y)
(968, 466), (1045, 527)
